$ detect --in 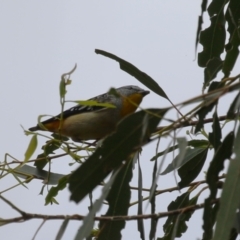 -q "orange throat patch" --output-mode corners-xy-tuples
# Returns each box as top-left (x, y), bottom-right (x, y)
(120, 93), (143, 118)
